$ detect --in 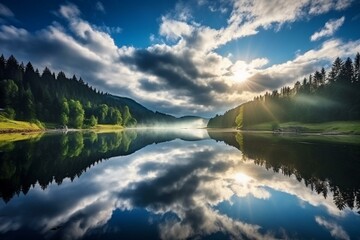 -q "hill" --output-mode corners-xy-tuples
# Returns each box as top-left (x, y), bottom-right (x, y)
(106, 95), (177, 124)
(208, 54), (360, 129)
(0, 54), (207, 129)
